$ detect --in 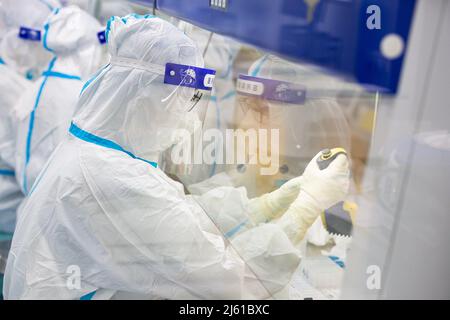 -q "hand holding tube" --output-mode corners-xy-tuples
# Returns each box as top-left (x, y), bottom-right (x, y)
(278, 149), (350, 244)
